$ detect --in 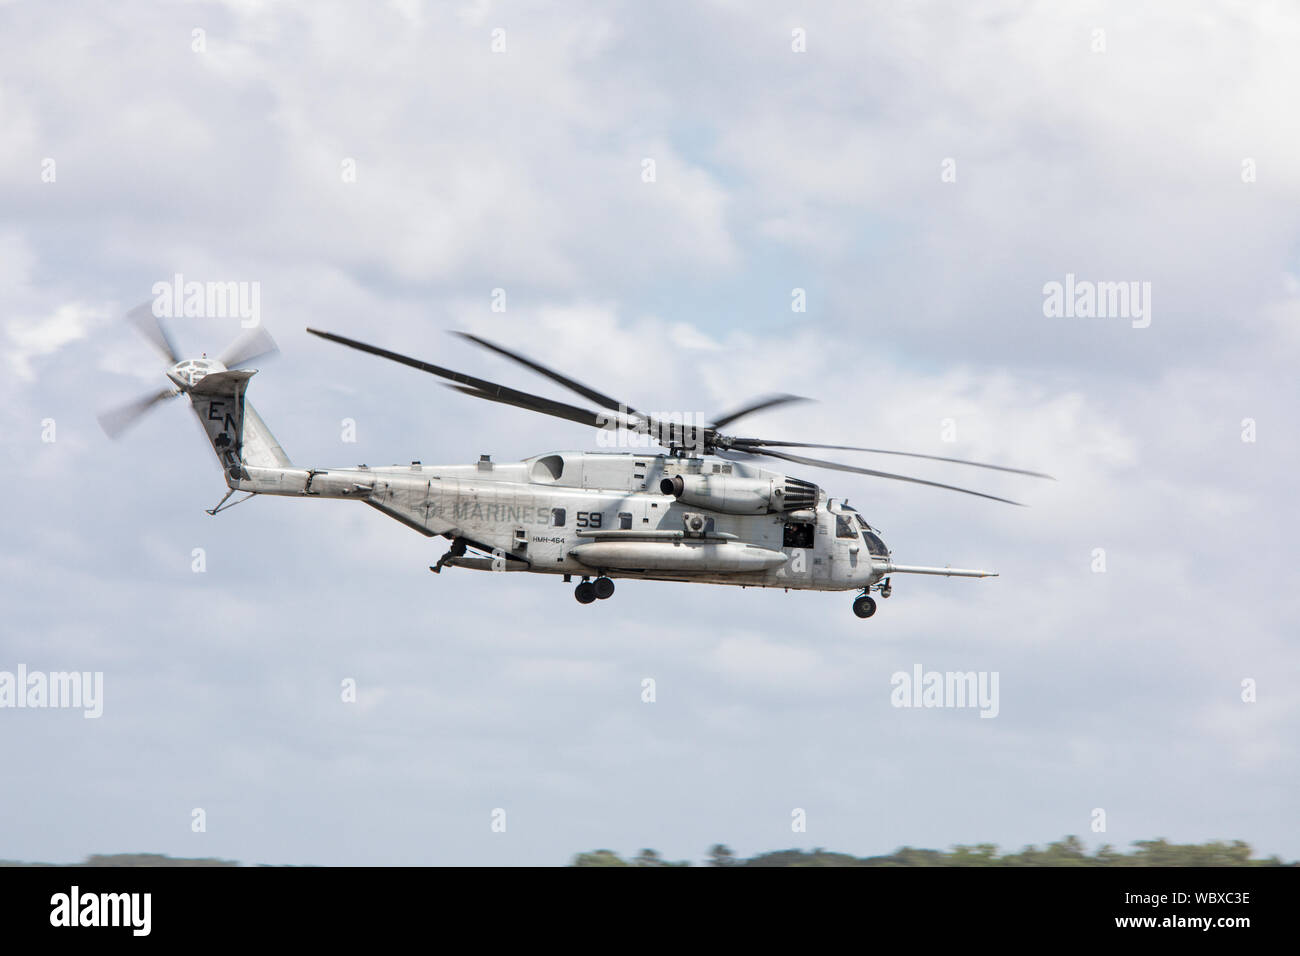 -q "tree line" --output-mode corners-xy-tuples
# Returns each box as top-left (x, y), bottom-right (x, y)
(570, 836), (1295, 867)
